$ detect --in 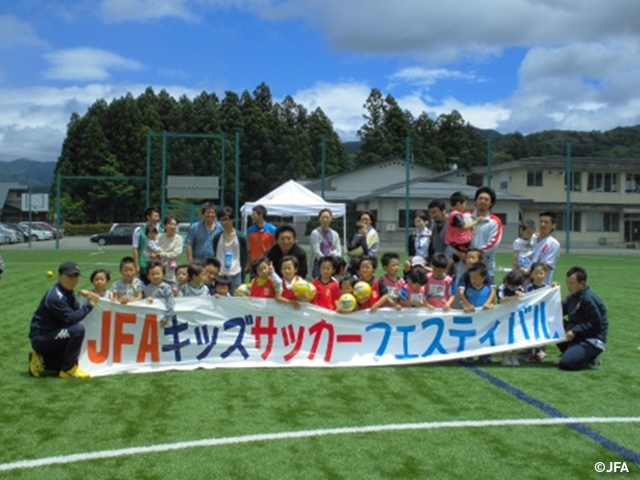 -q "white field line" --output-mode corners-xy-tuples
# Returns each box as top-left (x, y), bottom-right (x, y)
(1, 416), (639, 472)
